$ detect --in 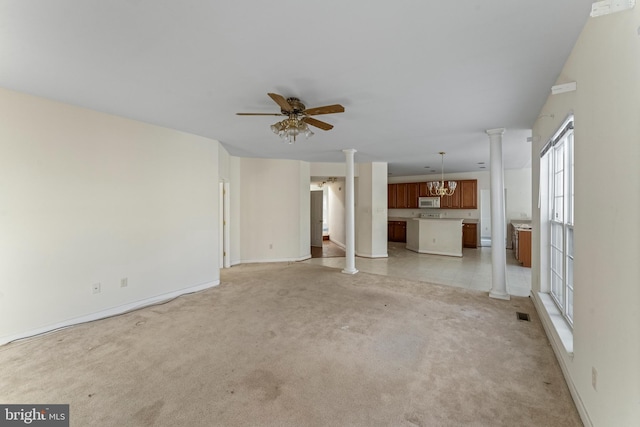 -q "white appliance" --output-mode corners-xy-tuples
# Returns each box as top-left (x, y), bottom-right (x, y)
(418, 197), (440, 208)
